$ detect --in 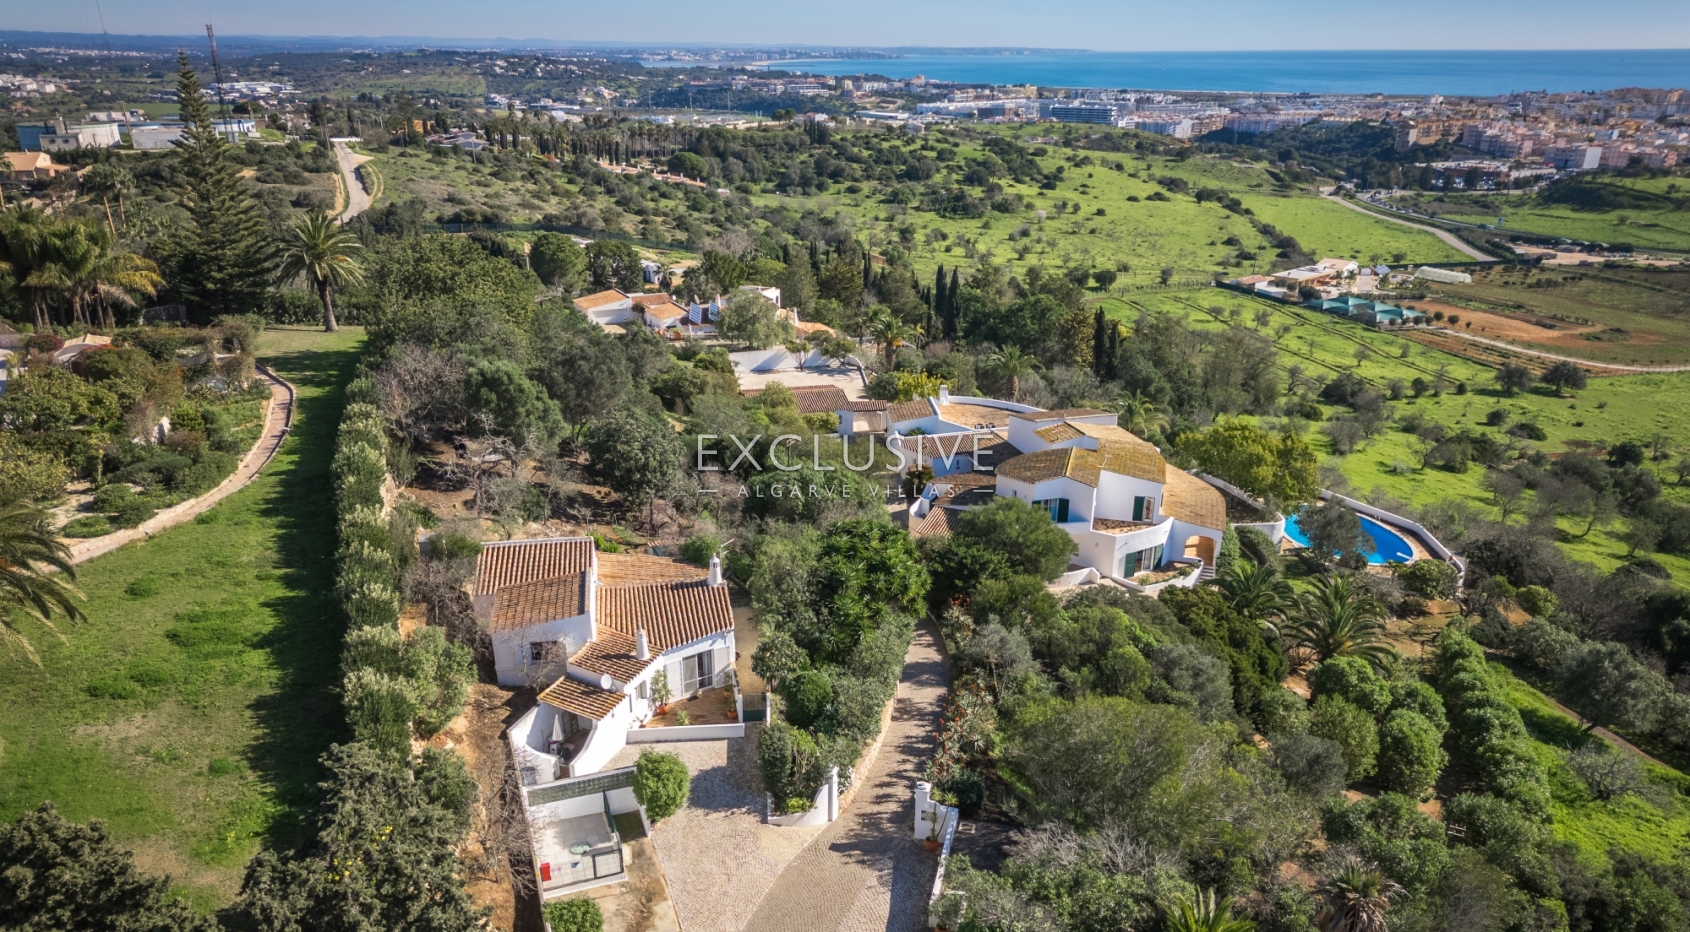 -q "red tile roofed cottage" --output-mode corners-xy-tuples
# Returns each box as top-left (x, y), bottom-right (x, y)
(480, 539), (736, 779)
